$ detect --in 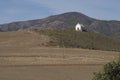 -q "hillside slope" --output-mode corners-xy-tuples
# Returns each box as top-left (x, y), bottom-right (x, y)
(0, 30), (51, 48)
(33, 29), (120, 52)
(0, 30), (119, 52)
(0, 12), (120, 38)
